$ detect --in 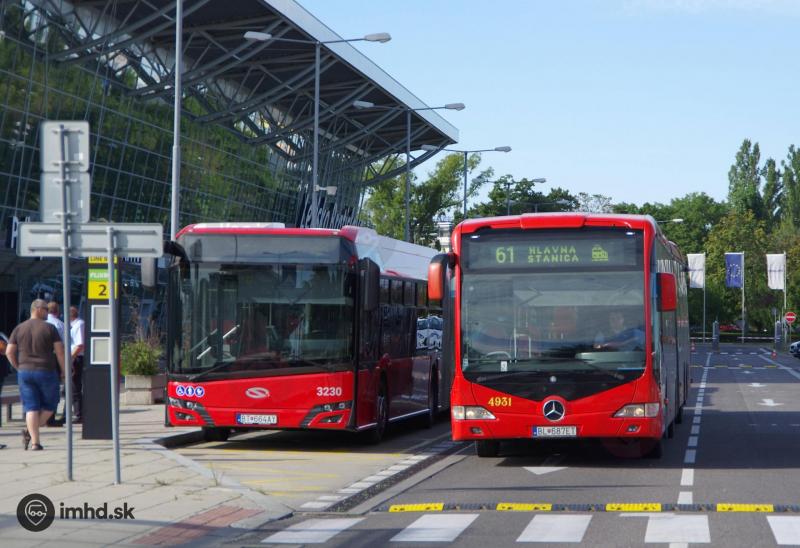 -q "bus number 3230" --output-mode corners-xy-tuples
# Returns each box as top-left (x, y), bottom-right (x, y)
(316, 386), (343, 397)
